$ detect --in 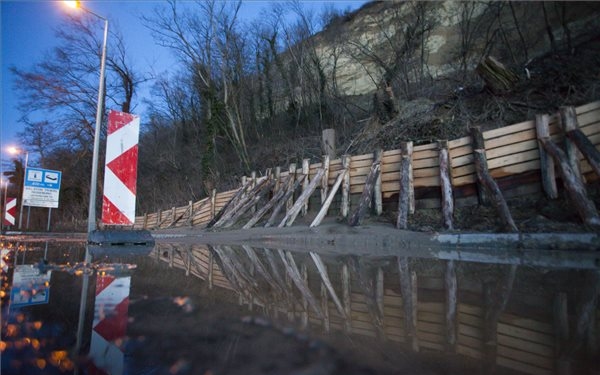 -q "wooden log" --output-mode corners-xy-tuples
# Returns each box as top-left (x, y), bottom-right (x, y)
(279, 168), (325, 228)
(210, 189), (217, 220)
(470, 127), (491, 205)
(321, 155), (330, 204)
(349, 160), (380, 226)
(206, 181), (250, 228)
(310, 168), (347, 228)
(539, 137), (600, 227)
(221, 179), (275, 228)
(322, 128), (336, 158)
(251, 171), (257, 213)
(374, 149), (383, 216)
(286, 163), (296, 214)
(265, 175), (305, 227)
(476, 56), (519, 94)
(274, 166), (281, 193)
(243, 176), (291, 229)
(535, 114), (558, 199)
(473, 149), (518, 232)
(406, 142), (415, 214)
(341, 154), (351, 218)
(310, 252), (347, 319)
(302, 159), (310, 216)
(560, 106), (584, 182)
(396, 144), (412, 229)
(439, 140), (454, 230)
(143, 213), (148, 229)
(398, 257), (419, 352)
(566, 128), (600, 178)
(342, 263), (352, 333)
(213, 178), (271, 228)
(445, 260), (457, 352)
